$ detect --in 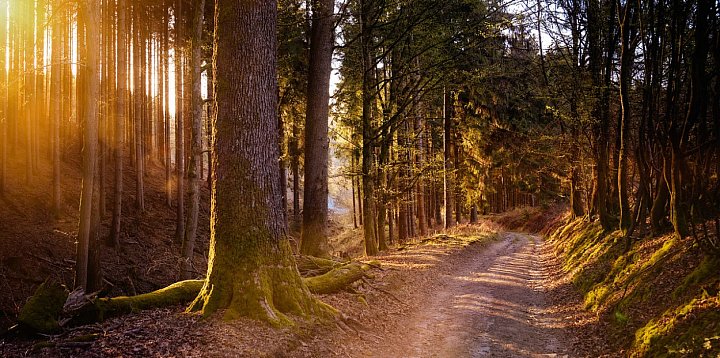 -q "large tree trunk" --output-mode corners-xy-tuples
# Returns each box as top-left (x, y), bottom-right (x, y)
(23, 0), (34, 183)
(415, 103), (427, 236)
(182, 0), (205, 279)
(300, 0), (335, 257)
(188, 0), (332, 324)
